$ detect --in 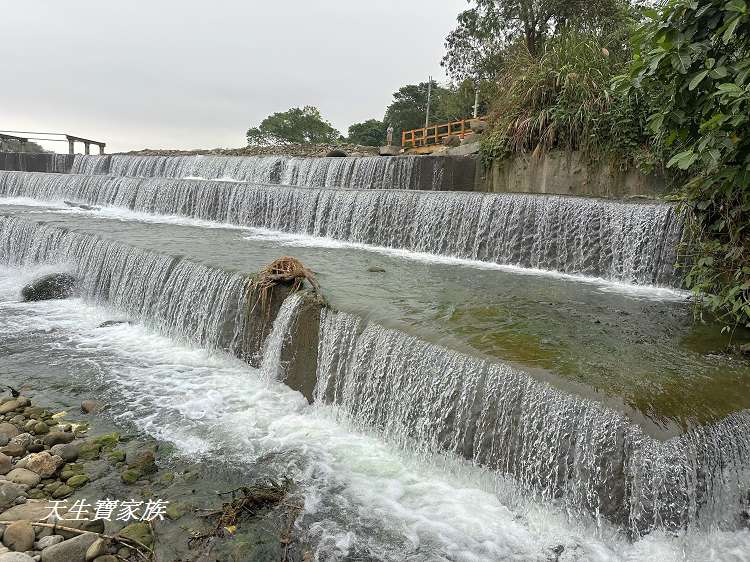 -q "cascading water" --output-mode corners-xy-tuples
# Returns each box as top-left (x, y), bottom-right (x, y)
(314, 308), (750, 536)
(259, 292), (304, 380)
(69, 154), (423, 190)
(0, 171), (684, 285)
(0, 215), (249, 353)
